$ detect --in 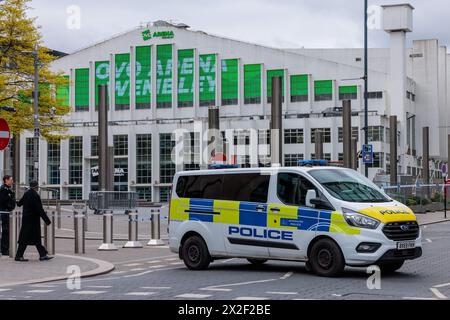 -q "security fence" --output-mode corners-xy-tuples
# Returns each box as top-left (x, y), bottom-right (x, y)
(382, 183), (449, 214)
